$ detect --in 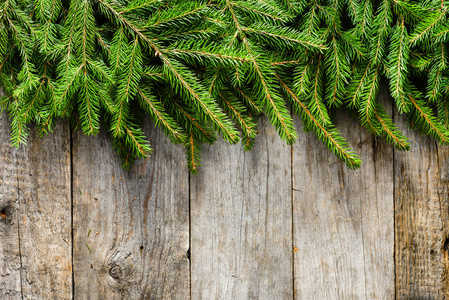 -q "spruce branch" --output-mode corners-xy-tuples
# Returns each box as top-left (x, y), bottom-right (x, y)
(1, 0), (449, 172)
(160, 54), (240, 143)
(277, 74), (361, 169)
(408, 94), (449, 144)
(136, 86), (186, 144)
(388, 16), (411, 113)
